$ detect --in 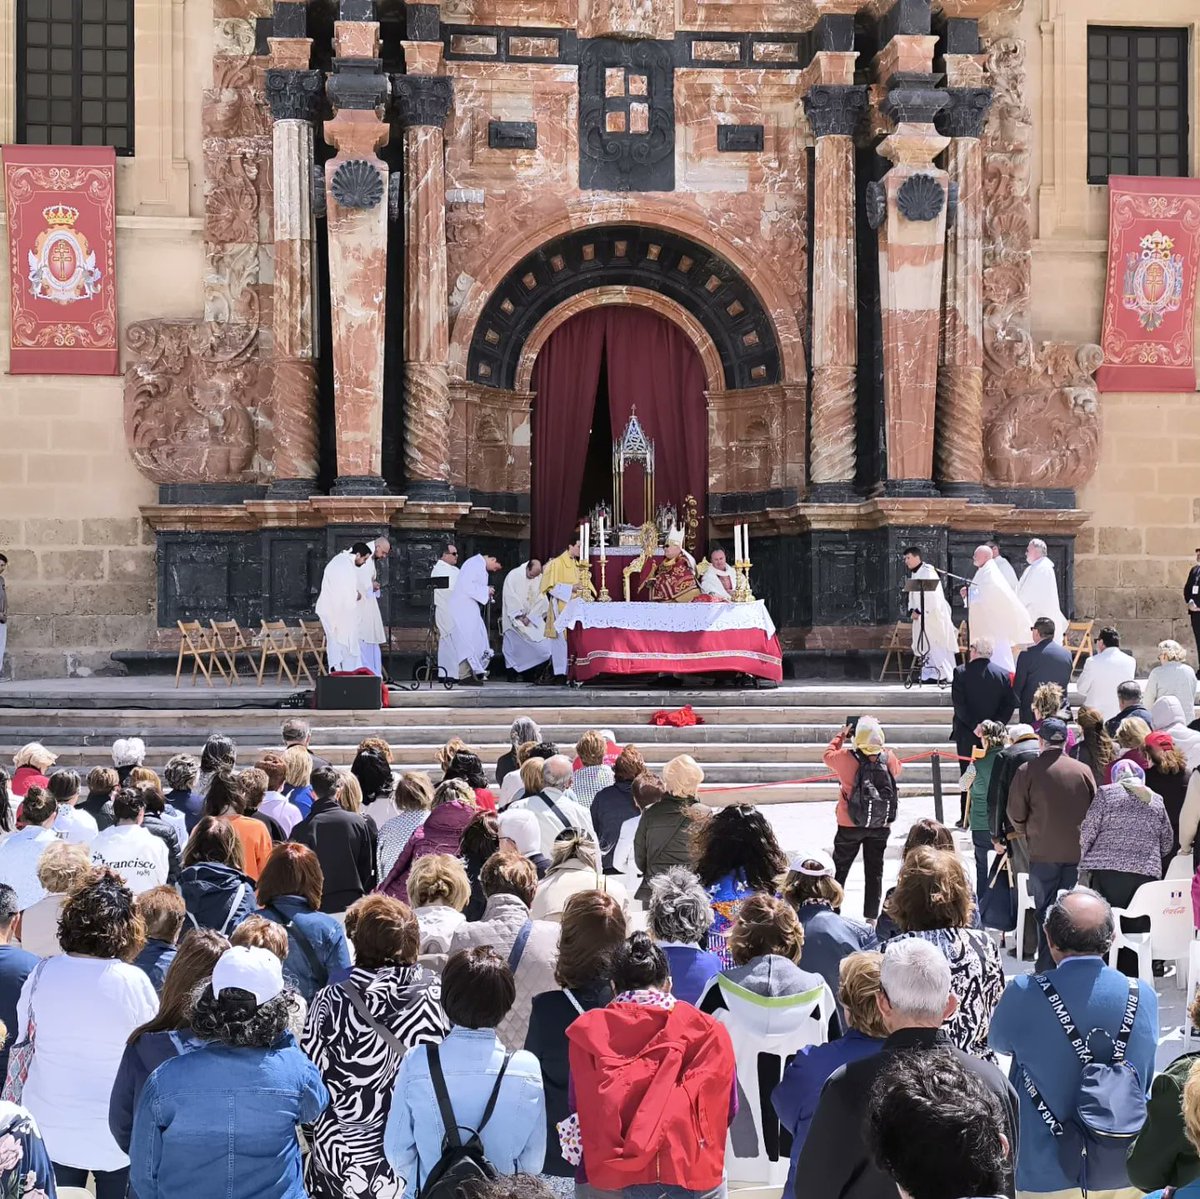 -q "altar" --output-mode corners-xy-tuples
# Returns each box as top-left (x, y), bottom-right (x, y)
(560, 599), (783, 683)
